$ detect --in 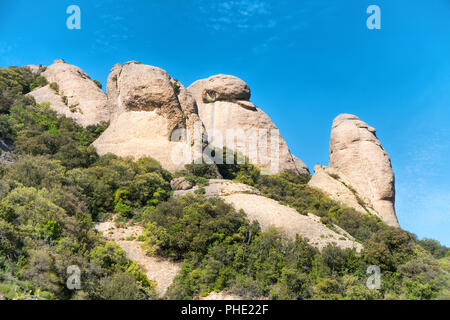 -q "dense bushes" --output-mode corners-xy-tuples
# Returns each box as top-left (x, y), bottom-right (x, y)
(153, 200), (320, 300)
(362, 227), (416, 271)
(417, 239), (449, 259)
(0, 182), (156, 299)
